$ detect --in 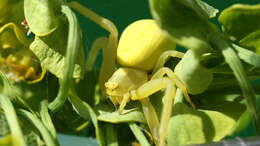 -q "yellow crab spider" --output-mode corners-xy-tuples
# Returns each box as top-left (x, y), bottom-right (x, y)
(104, 20), (197, 146)
(68, 3), (198, 145)
(105, 51), (197, 146)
